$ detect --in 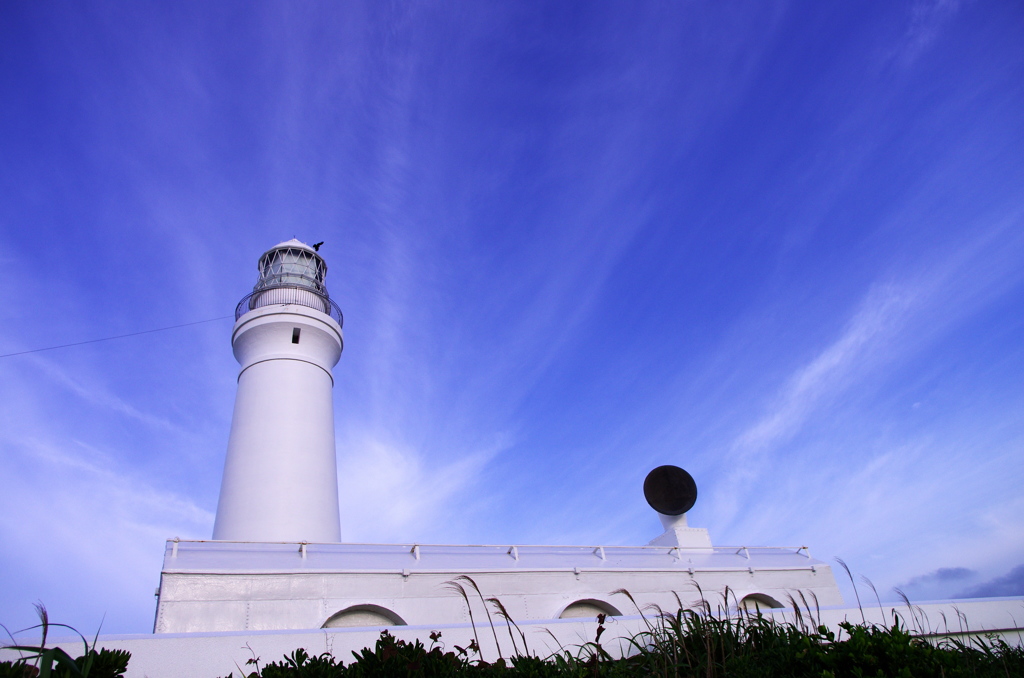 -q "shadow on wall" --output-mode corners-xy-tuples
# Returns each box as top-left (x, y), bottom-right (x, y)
(323, 605), (407, 628)
(558, 599), (623, 619)
(738, 593), (784, 611)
